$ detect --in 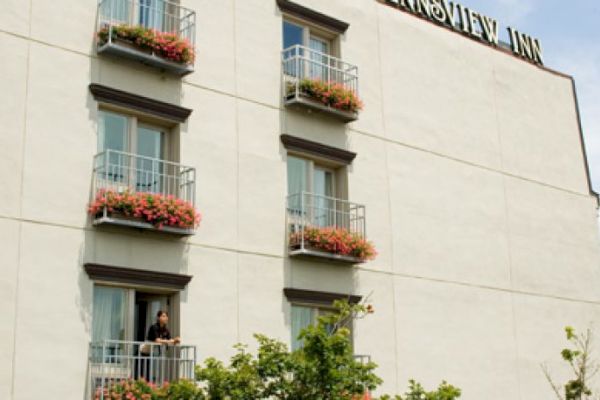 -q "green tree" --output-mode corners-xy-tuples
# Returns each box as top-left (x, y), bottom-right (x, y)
(543, 326), (600, 400)
(196, 300), (380, 399)
(195, 300), (461, 399)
